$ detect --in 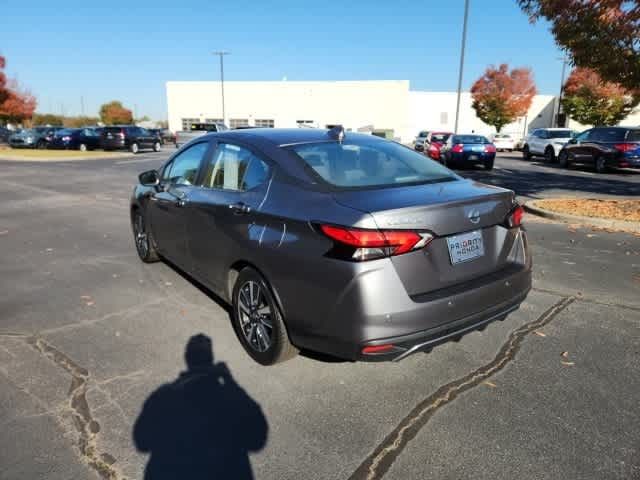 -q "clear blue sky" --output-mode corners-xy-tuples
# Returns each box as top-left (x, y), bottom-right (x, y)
(2, 0), (564, 120)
